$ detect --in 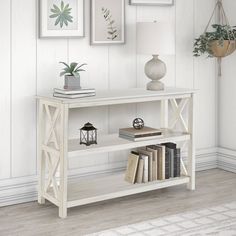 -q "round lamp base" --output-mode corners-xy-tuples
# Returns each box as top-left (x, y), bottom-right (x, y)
(147, 81), (164, 91)
(144, 55), (166, 91)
